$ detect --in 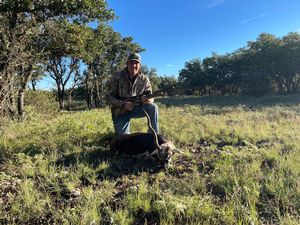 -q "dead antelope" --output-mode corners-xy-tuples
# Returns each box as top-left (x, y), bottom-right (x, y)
(110, 109), (182, 166)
